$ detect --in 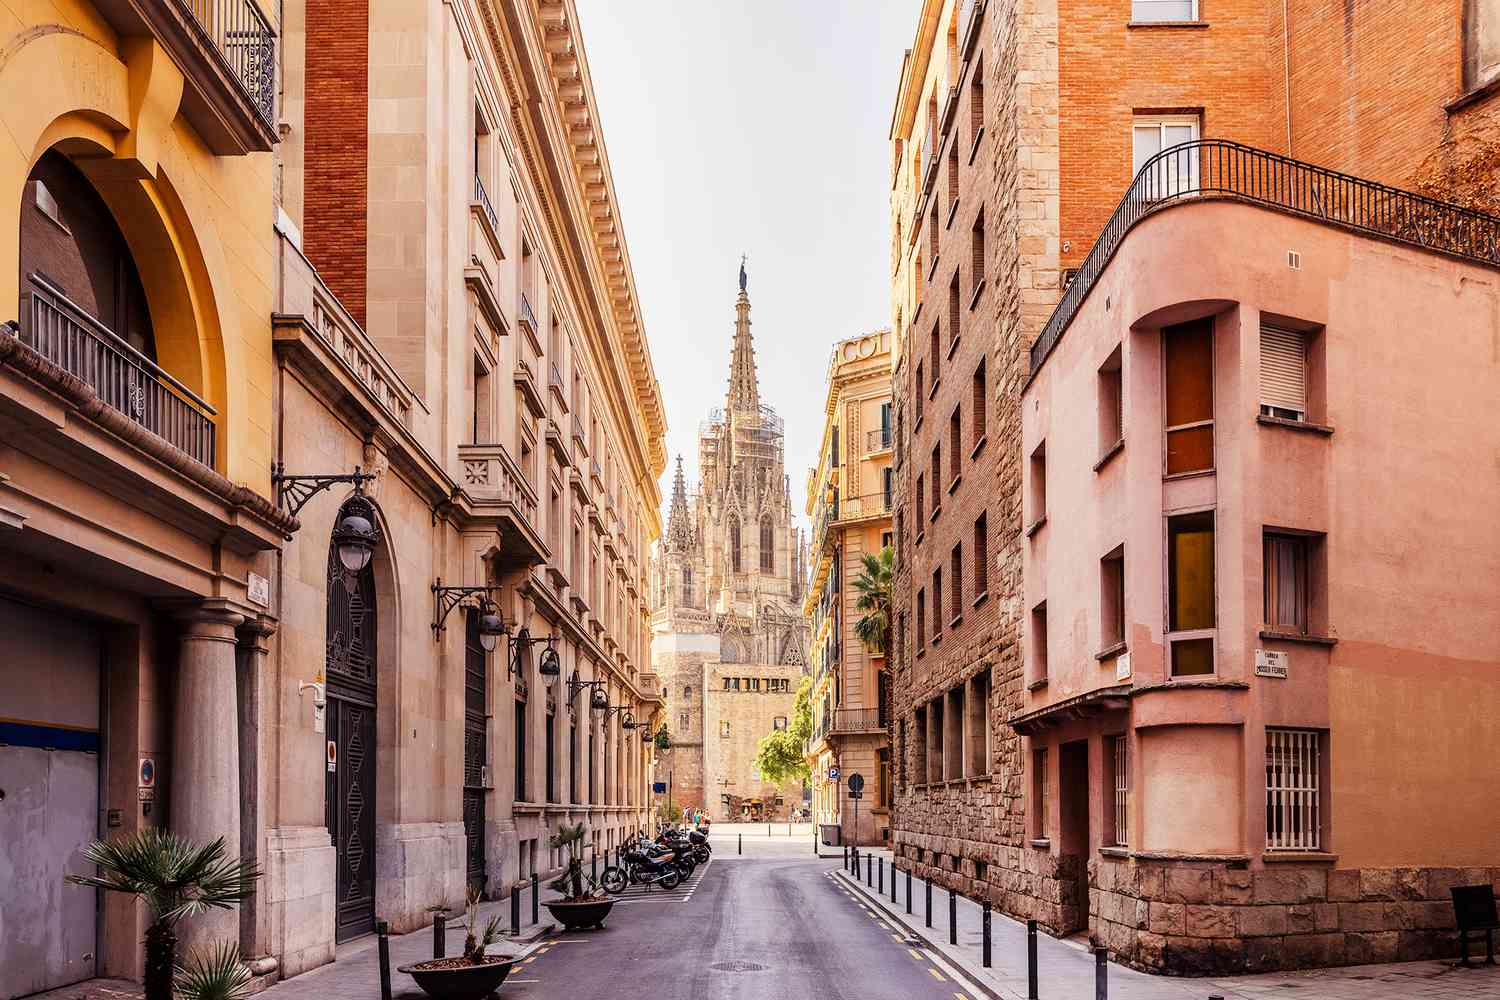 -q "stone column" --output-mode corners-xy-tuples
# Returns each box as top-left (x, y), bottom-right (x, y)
(171, 600), (247, 951)
(236, 617), (276, 965)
